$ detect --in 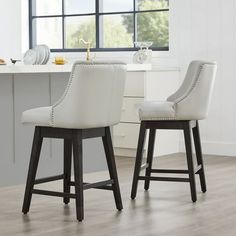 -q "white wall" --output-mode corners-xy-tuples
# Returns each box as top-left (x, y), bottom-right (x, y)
(0, 1), (22, 60)
(172, 0), (236, 156)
